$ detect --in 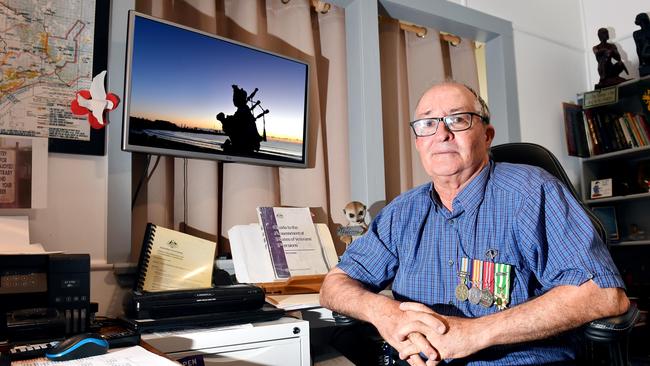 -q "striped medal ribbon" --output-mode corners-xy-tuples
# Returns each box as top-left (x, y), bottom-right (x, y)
(455, 257), (470, 301)
(468, 259), (483, 305)
(480, 260), (495, 308)
(494, 263), (512, 310)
